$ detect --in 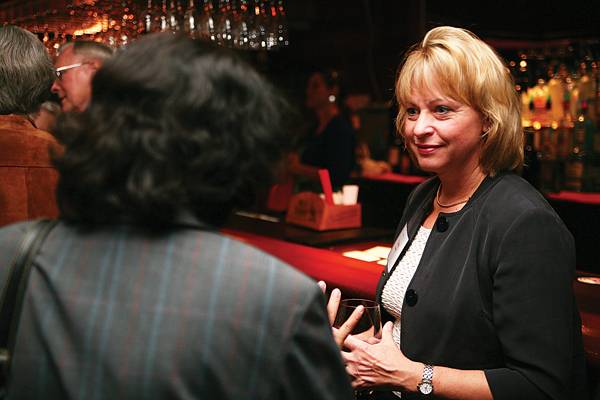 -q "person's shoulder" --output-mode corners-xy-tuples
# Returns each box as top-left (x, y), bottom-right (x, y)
(29, 126), (59, 144)
(208, 232), (317, 289)
(479, 173), (567, 229)
(0, 118), (60, 162)
(485, 173), (551, 211)
(0, 220), (44, 275)
(0, 116), (56, 142)
(0, 220), (40, 242)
